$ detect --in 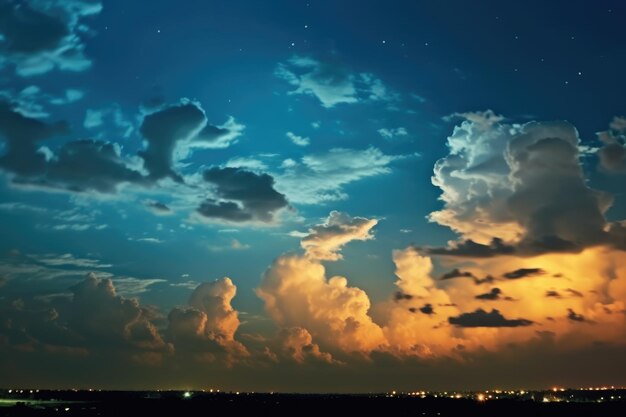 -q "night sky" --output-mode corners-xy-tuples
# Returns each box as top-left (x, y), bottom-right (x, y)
(1, 0), (626, 392)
